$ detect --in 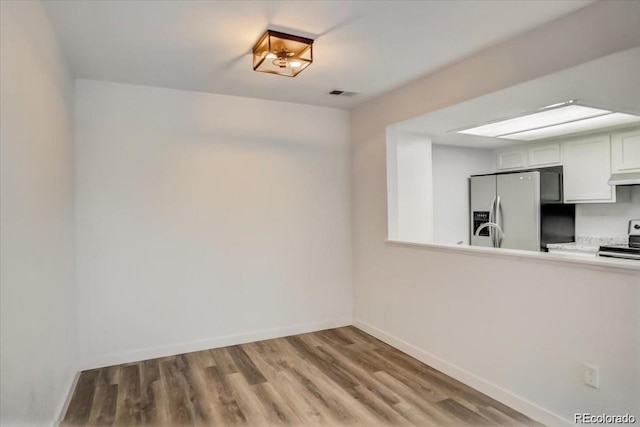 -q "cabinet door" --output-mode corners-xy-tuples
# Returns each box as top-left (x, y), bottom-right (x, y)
(528, 143), (561, 167)
(563, 135), (614, 203)
(496, 148), (527, 171)
(611, 128), (640, 173)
